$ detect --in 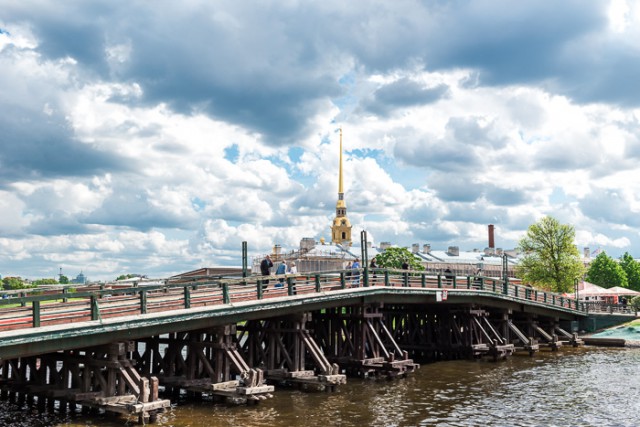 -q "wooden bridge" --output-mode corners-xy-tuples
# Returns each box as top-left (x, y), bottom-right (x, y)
(0, 266), (612, 423)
